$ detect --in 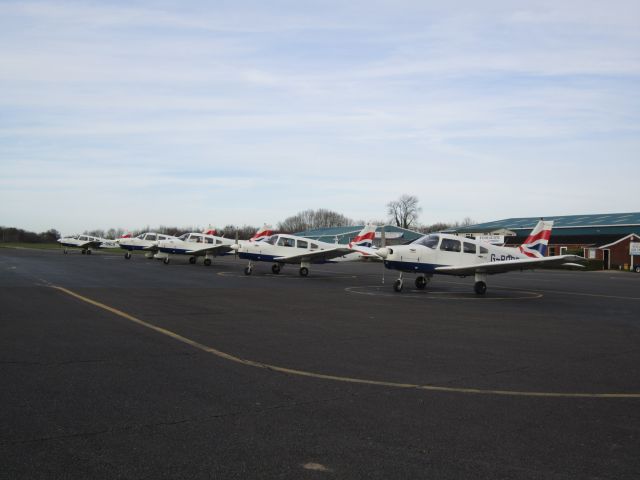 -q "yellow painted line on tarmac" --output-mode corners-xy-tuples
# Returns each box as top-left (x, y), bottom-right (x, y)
(51, 285), (640, 399)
